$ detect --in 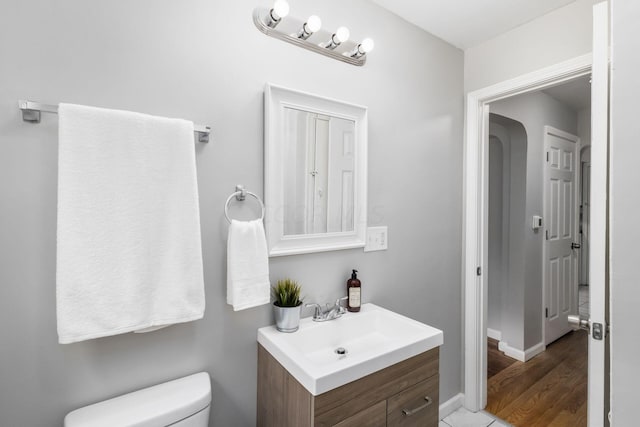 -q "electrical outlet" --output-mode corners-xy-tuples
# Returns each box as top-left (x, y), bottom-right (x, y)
(364, 226), (388, 252)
